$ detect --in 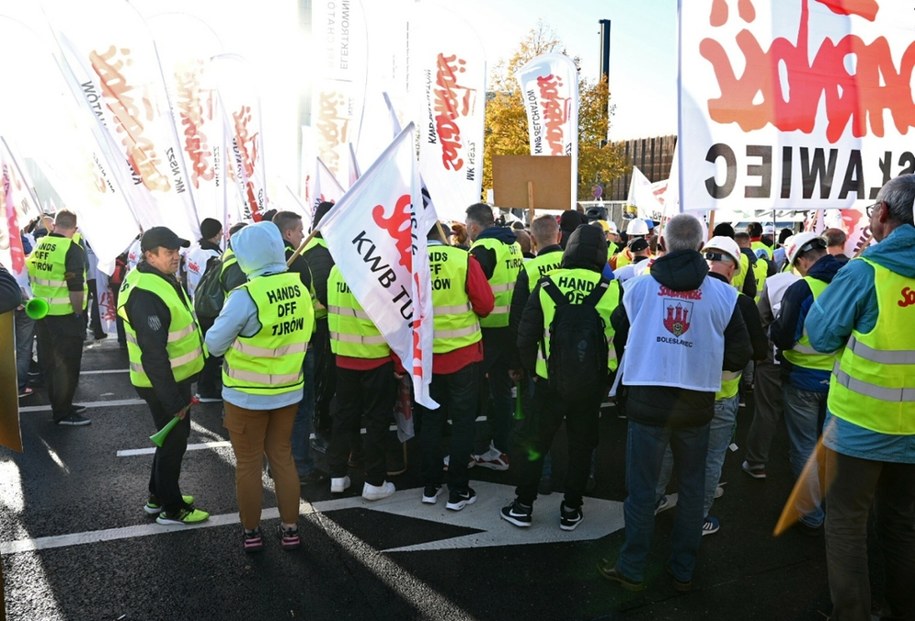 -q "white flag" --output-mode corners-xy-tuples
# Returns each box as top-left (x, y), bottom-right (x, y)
(310, 158), (346, 225)
(411, 4), (486, 223)
(516, 53), (579, 209)
(627, 166), (666, 222)
(49, 1), (200, 242)
(317, 124), (437, 409)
